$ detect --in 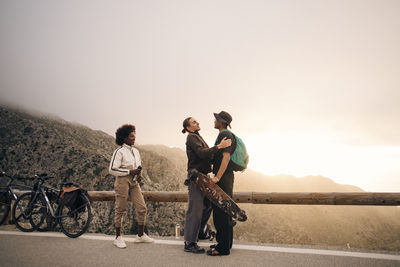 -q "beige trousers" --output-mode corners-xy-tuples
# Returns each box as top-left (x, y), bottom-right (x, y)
(114, 176), (147, 228)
